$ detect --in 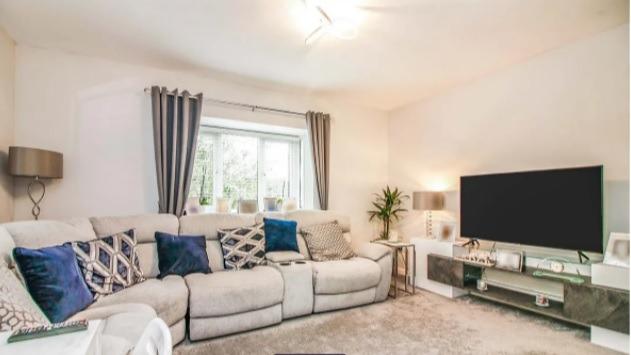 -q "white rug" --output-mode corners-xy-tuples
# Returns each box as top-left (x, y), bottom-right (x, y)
(175, 290), (621, 355)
